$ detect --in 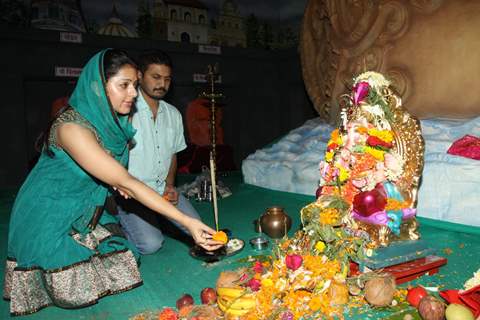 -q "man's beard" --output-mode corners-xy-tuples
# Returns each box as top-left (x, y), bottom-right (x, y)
(148, 88), (167, 100)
